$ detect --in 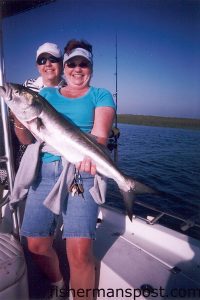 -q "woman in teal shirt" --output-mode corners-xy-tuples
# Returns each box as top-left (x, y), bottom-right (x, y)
(20, 39), (116, 299)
